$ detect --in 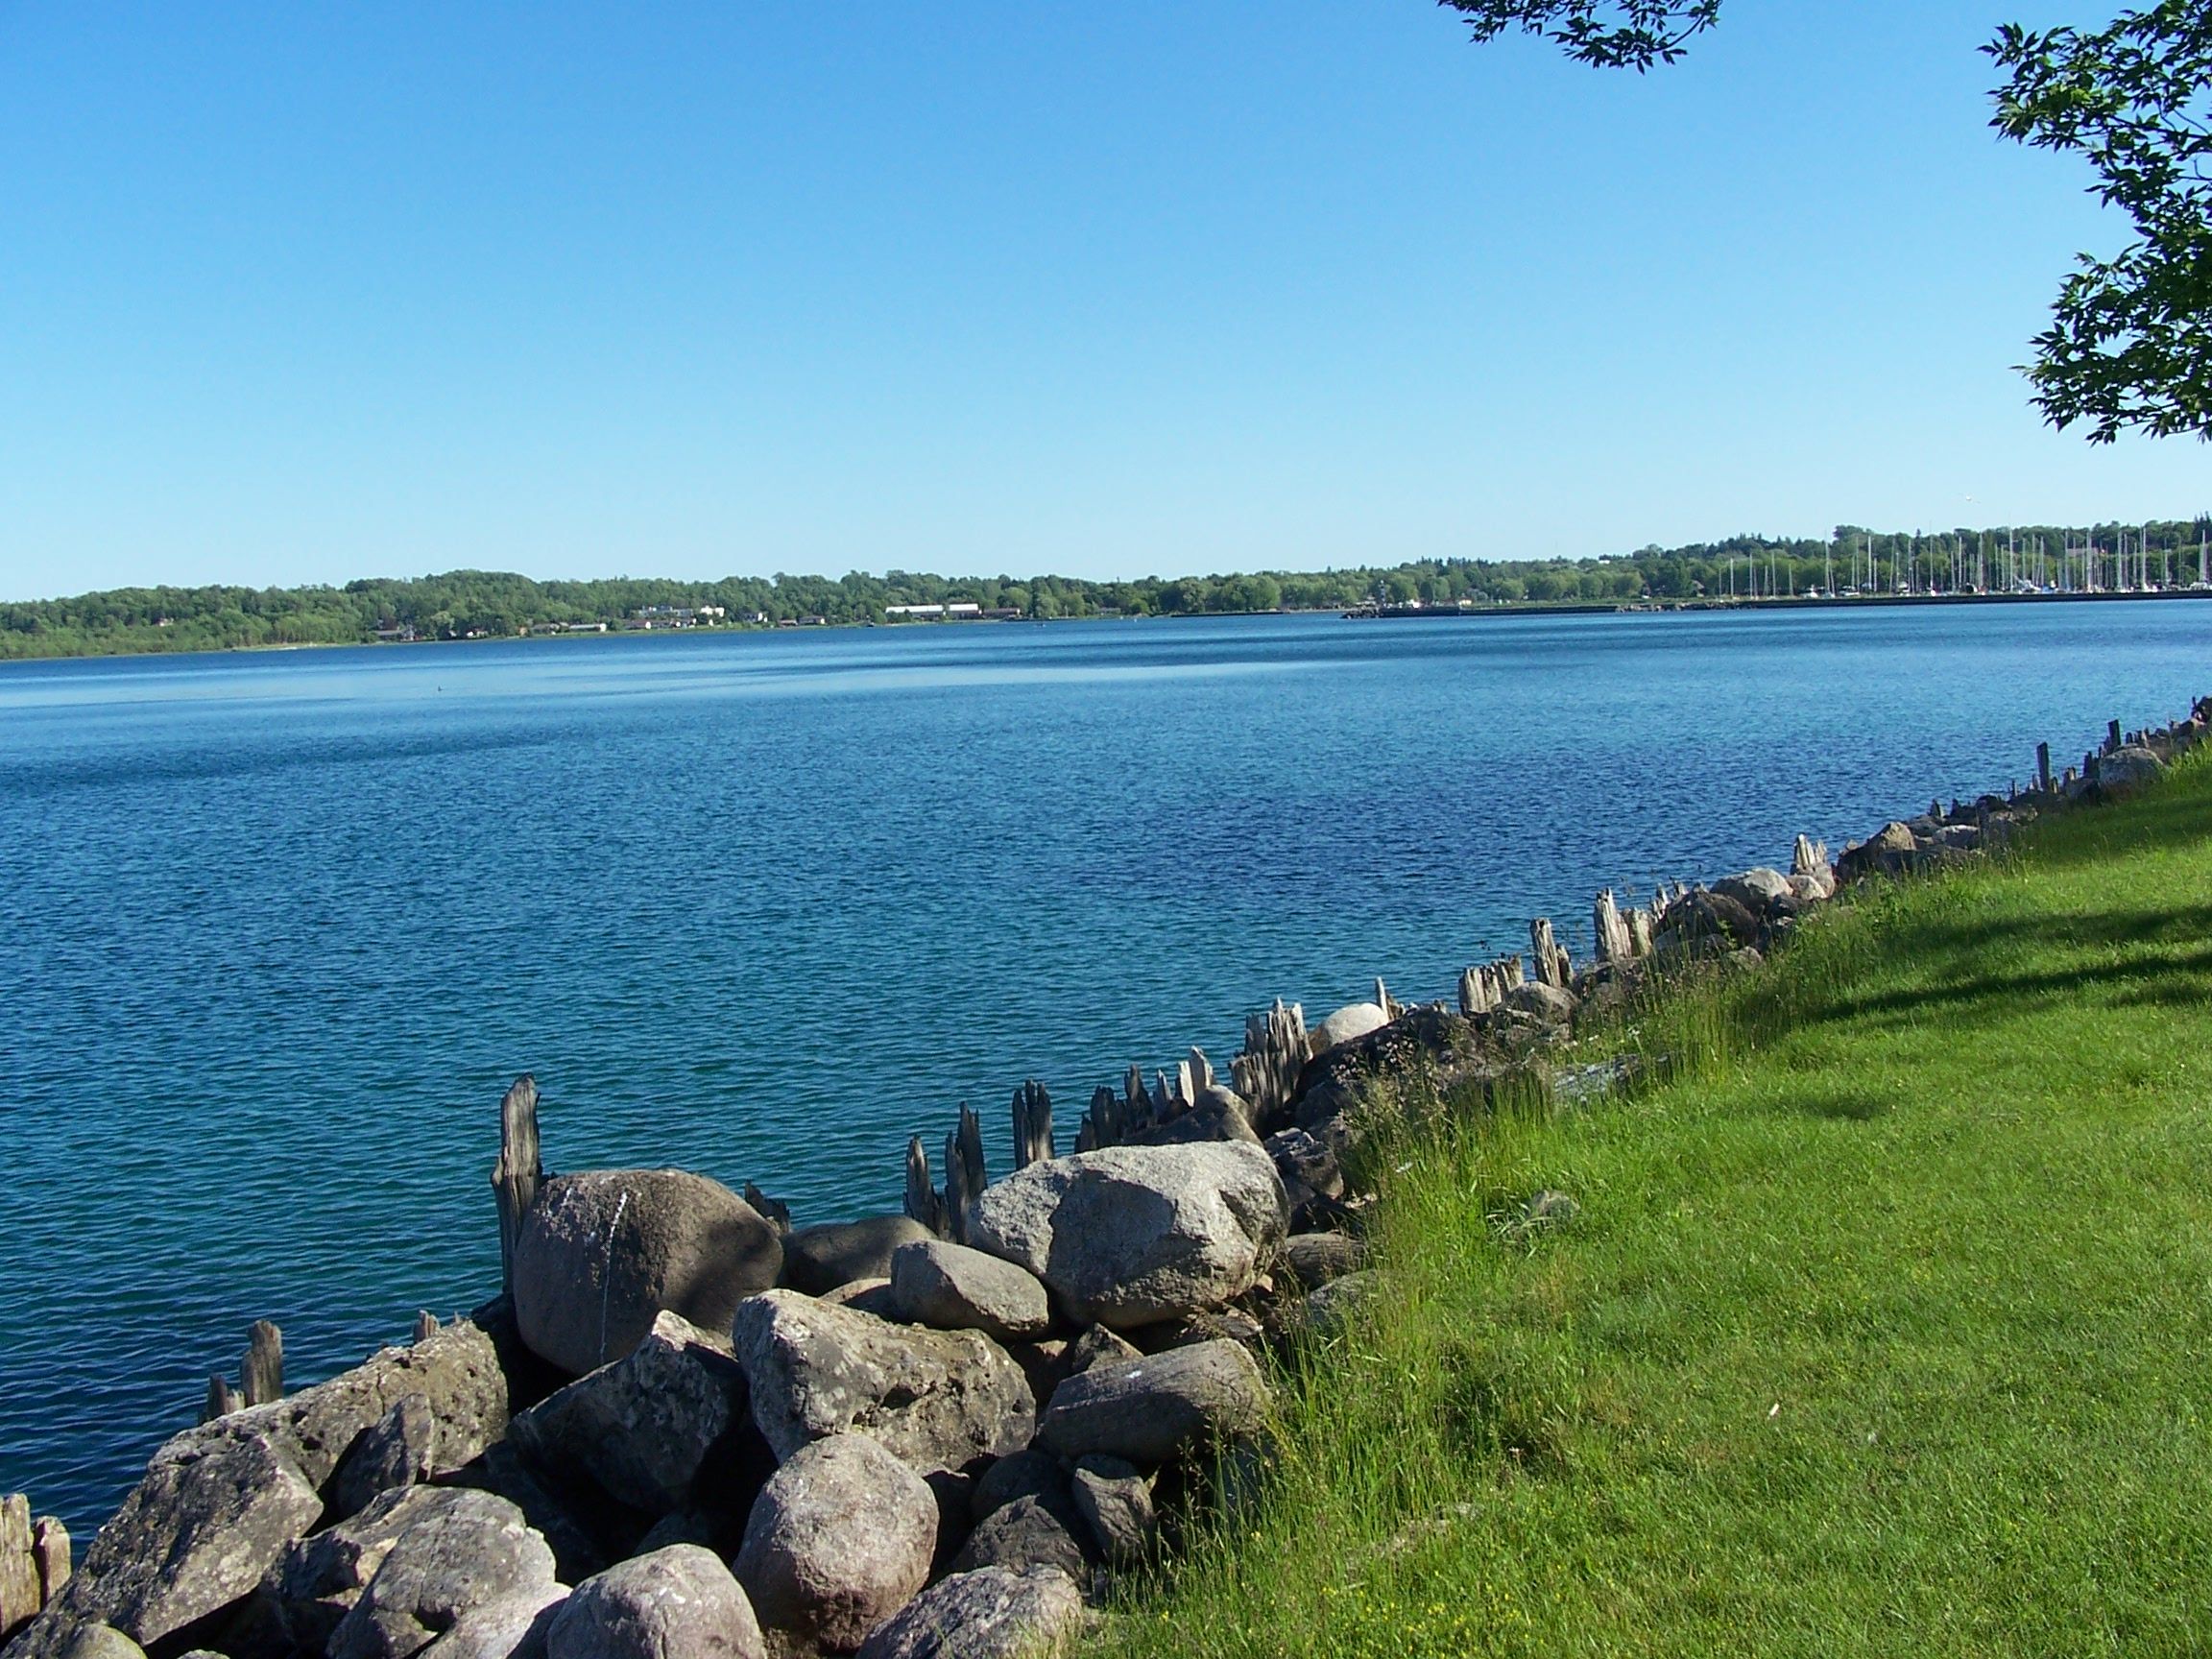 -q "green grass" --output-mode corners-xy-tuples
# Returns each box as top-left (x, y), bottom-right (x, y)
(1098, 753), (2212, 1658)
